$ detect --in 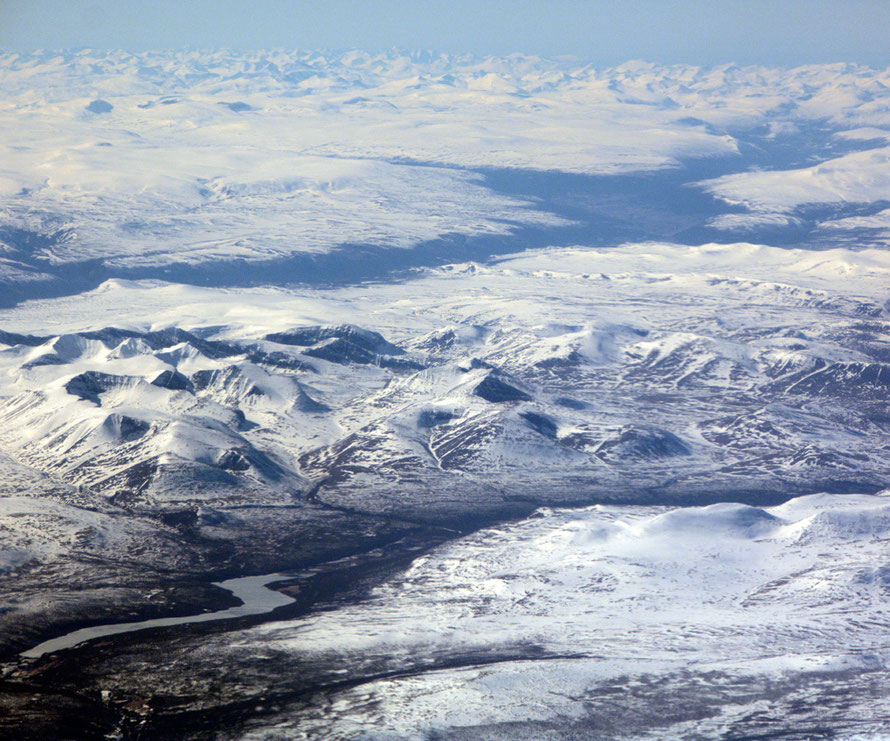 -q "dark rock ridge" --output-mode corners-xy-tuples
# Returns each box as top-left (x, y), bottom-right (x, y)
(266, 324), (405, 356)
(267, 324), (422, 369)
(474, 373), (532, 403)
(65, 371), (137, 405)
(597, 427), (692, 461)
(151, 369), (194, 392)
(520, 410), (558, 438)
